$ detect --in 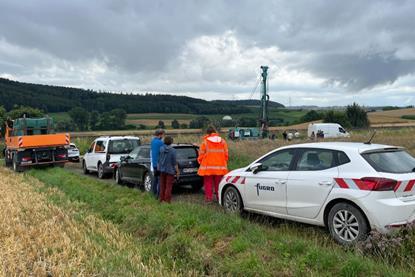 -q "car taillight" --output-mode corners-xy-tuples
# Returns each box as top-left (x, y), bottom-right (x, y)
(360, 177), (398, 191)
(56, 154), (66, 159)
(22, 157), (32, 162)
